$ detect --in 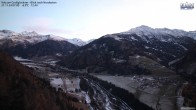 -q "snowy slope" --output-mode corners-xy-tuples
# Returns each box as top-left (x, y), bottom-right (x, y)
(59, 25), (196, 73)
(0, 30), (18, 39)
(67, 38), (87, 46)
(122, 25), (196, 40)
(0, 30), (67, 44)
(0, 30), (91, 46)
(87, 39), (96, 44)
